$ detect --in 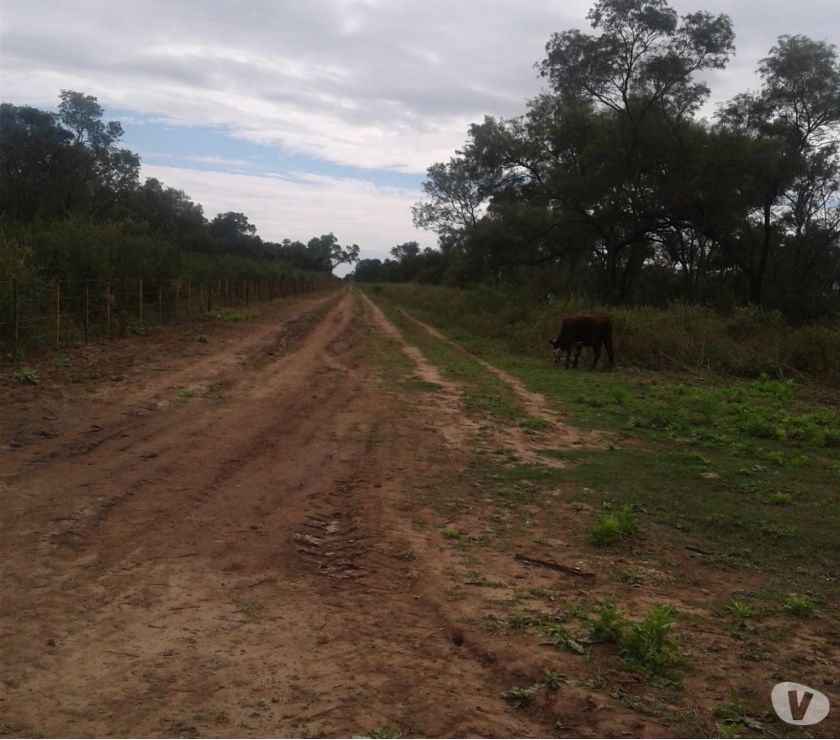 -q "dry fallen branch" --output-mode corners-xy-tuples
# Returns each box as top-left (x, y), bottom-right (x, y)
(514, 553), (596, 580)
